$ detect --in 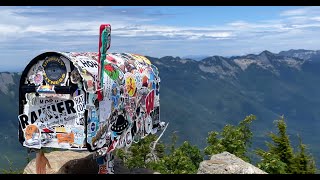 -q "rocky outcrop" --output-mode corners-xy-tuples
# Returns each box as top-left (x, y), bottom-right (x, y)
(197, 152), (267, 174)
(23, 150), (157, 174)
